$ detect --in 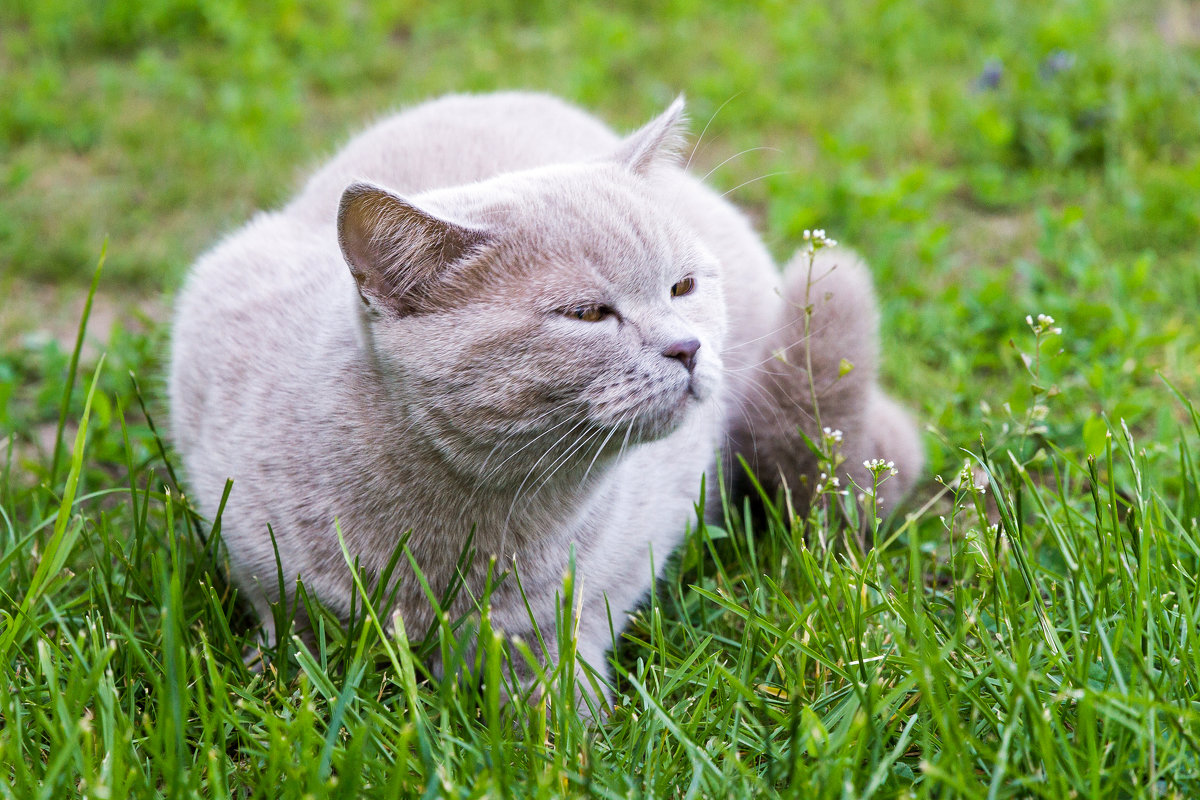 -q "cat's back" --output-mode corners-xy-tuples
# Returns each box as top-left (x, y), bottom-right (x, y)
(167, 211), (356, 458)
(287, 92), (622, 223)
